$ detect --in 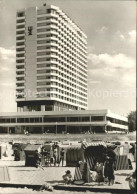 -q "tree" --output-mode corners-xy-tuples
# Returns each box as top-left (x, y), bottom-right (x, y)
(128, 111), (136, 132)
